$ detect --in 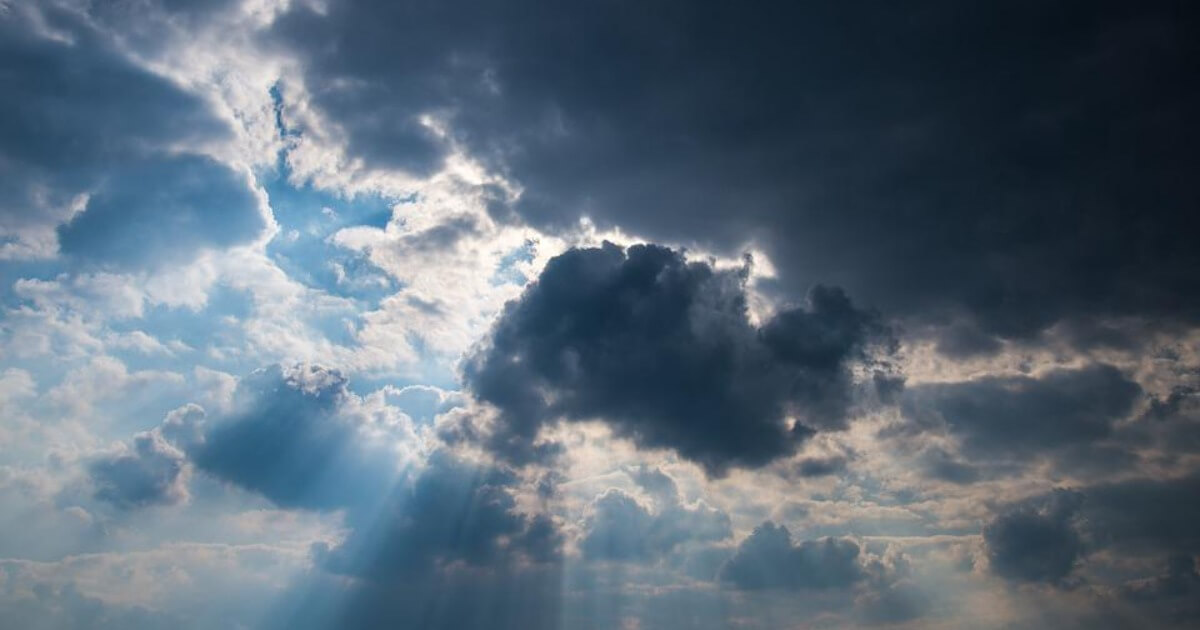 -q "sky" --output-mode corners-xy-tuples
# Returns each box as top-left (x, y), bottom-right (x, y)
(0, 1), (1198, 628)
